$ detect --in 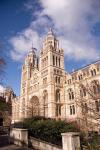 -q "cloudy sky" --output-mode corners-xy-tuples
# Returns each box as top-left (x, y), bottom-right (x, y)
(0, 0), (100, 95)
